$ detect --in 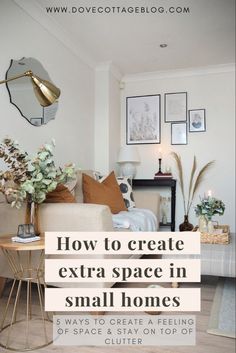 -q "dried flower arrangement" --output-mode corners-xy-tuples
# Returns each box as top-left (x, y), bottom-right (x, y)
(0, 138), (76, 208)
(171, 152), (215, 216)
